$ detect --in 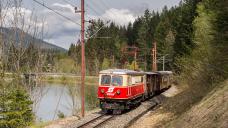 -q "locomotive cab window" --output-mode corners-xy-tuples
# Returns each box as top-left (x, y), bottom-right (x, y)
(101, 75), (111, 85)
(111, 76), (123, 86)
